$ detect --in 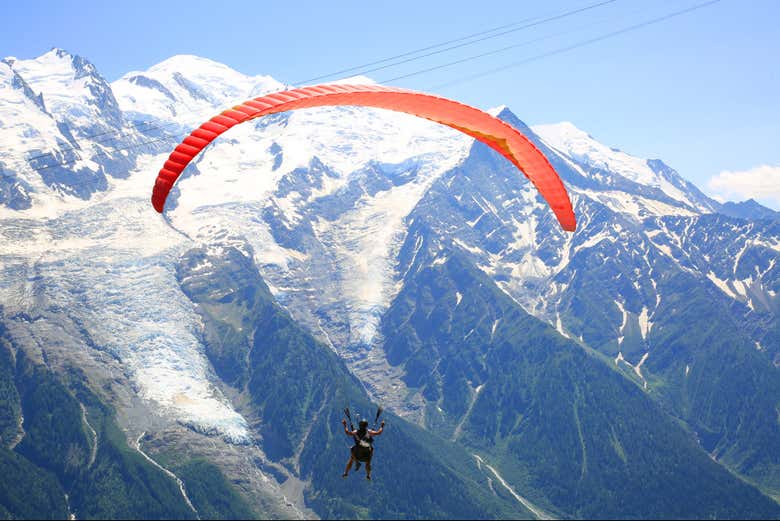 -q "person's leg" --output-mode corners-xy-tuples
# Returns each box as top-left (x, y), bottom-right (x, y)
(343, 455), (354, 477)
(366, 451), (373, 480)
